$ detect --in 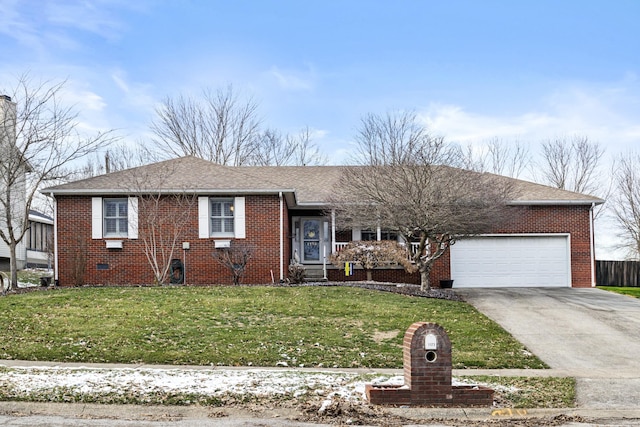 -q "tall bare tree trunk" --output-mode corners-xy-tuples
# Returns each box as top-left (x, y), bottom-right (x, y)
(419, 262), (432, 291)
(9, 243), (18, 290)
(366, 269), (373, 281)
